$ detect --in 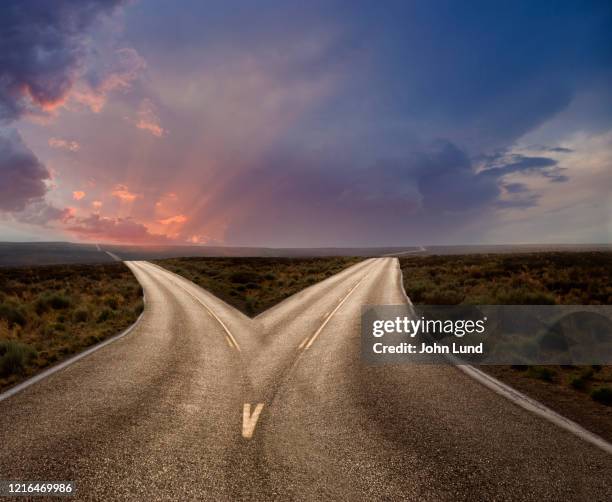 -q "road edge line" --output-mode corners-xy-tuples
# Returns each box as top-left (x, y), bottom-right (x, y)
(0, 276), (146, 404)
(143, 261), (241, 351)
(395, 258), (612, 456)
